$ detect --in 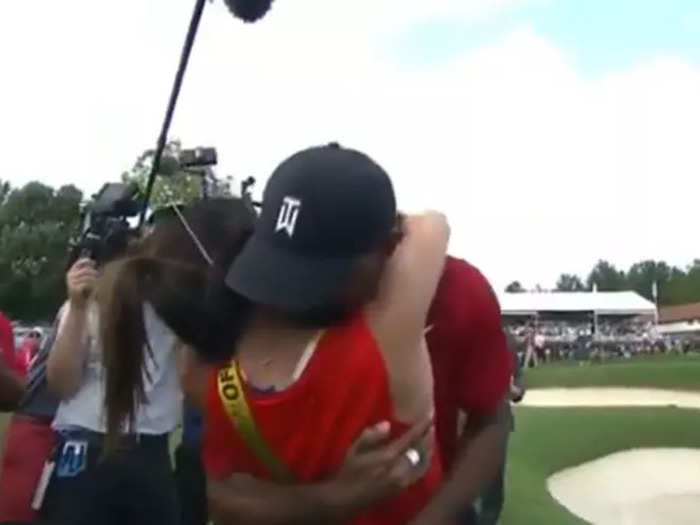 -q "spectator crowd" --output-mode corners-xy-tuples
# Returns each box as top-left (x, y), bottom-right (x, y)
(506, 318), (699, 366)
